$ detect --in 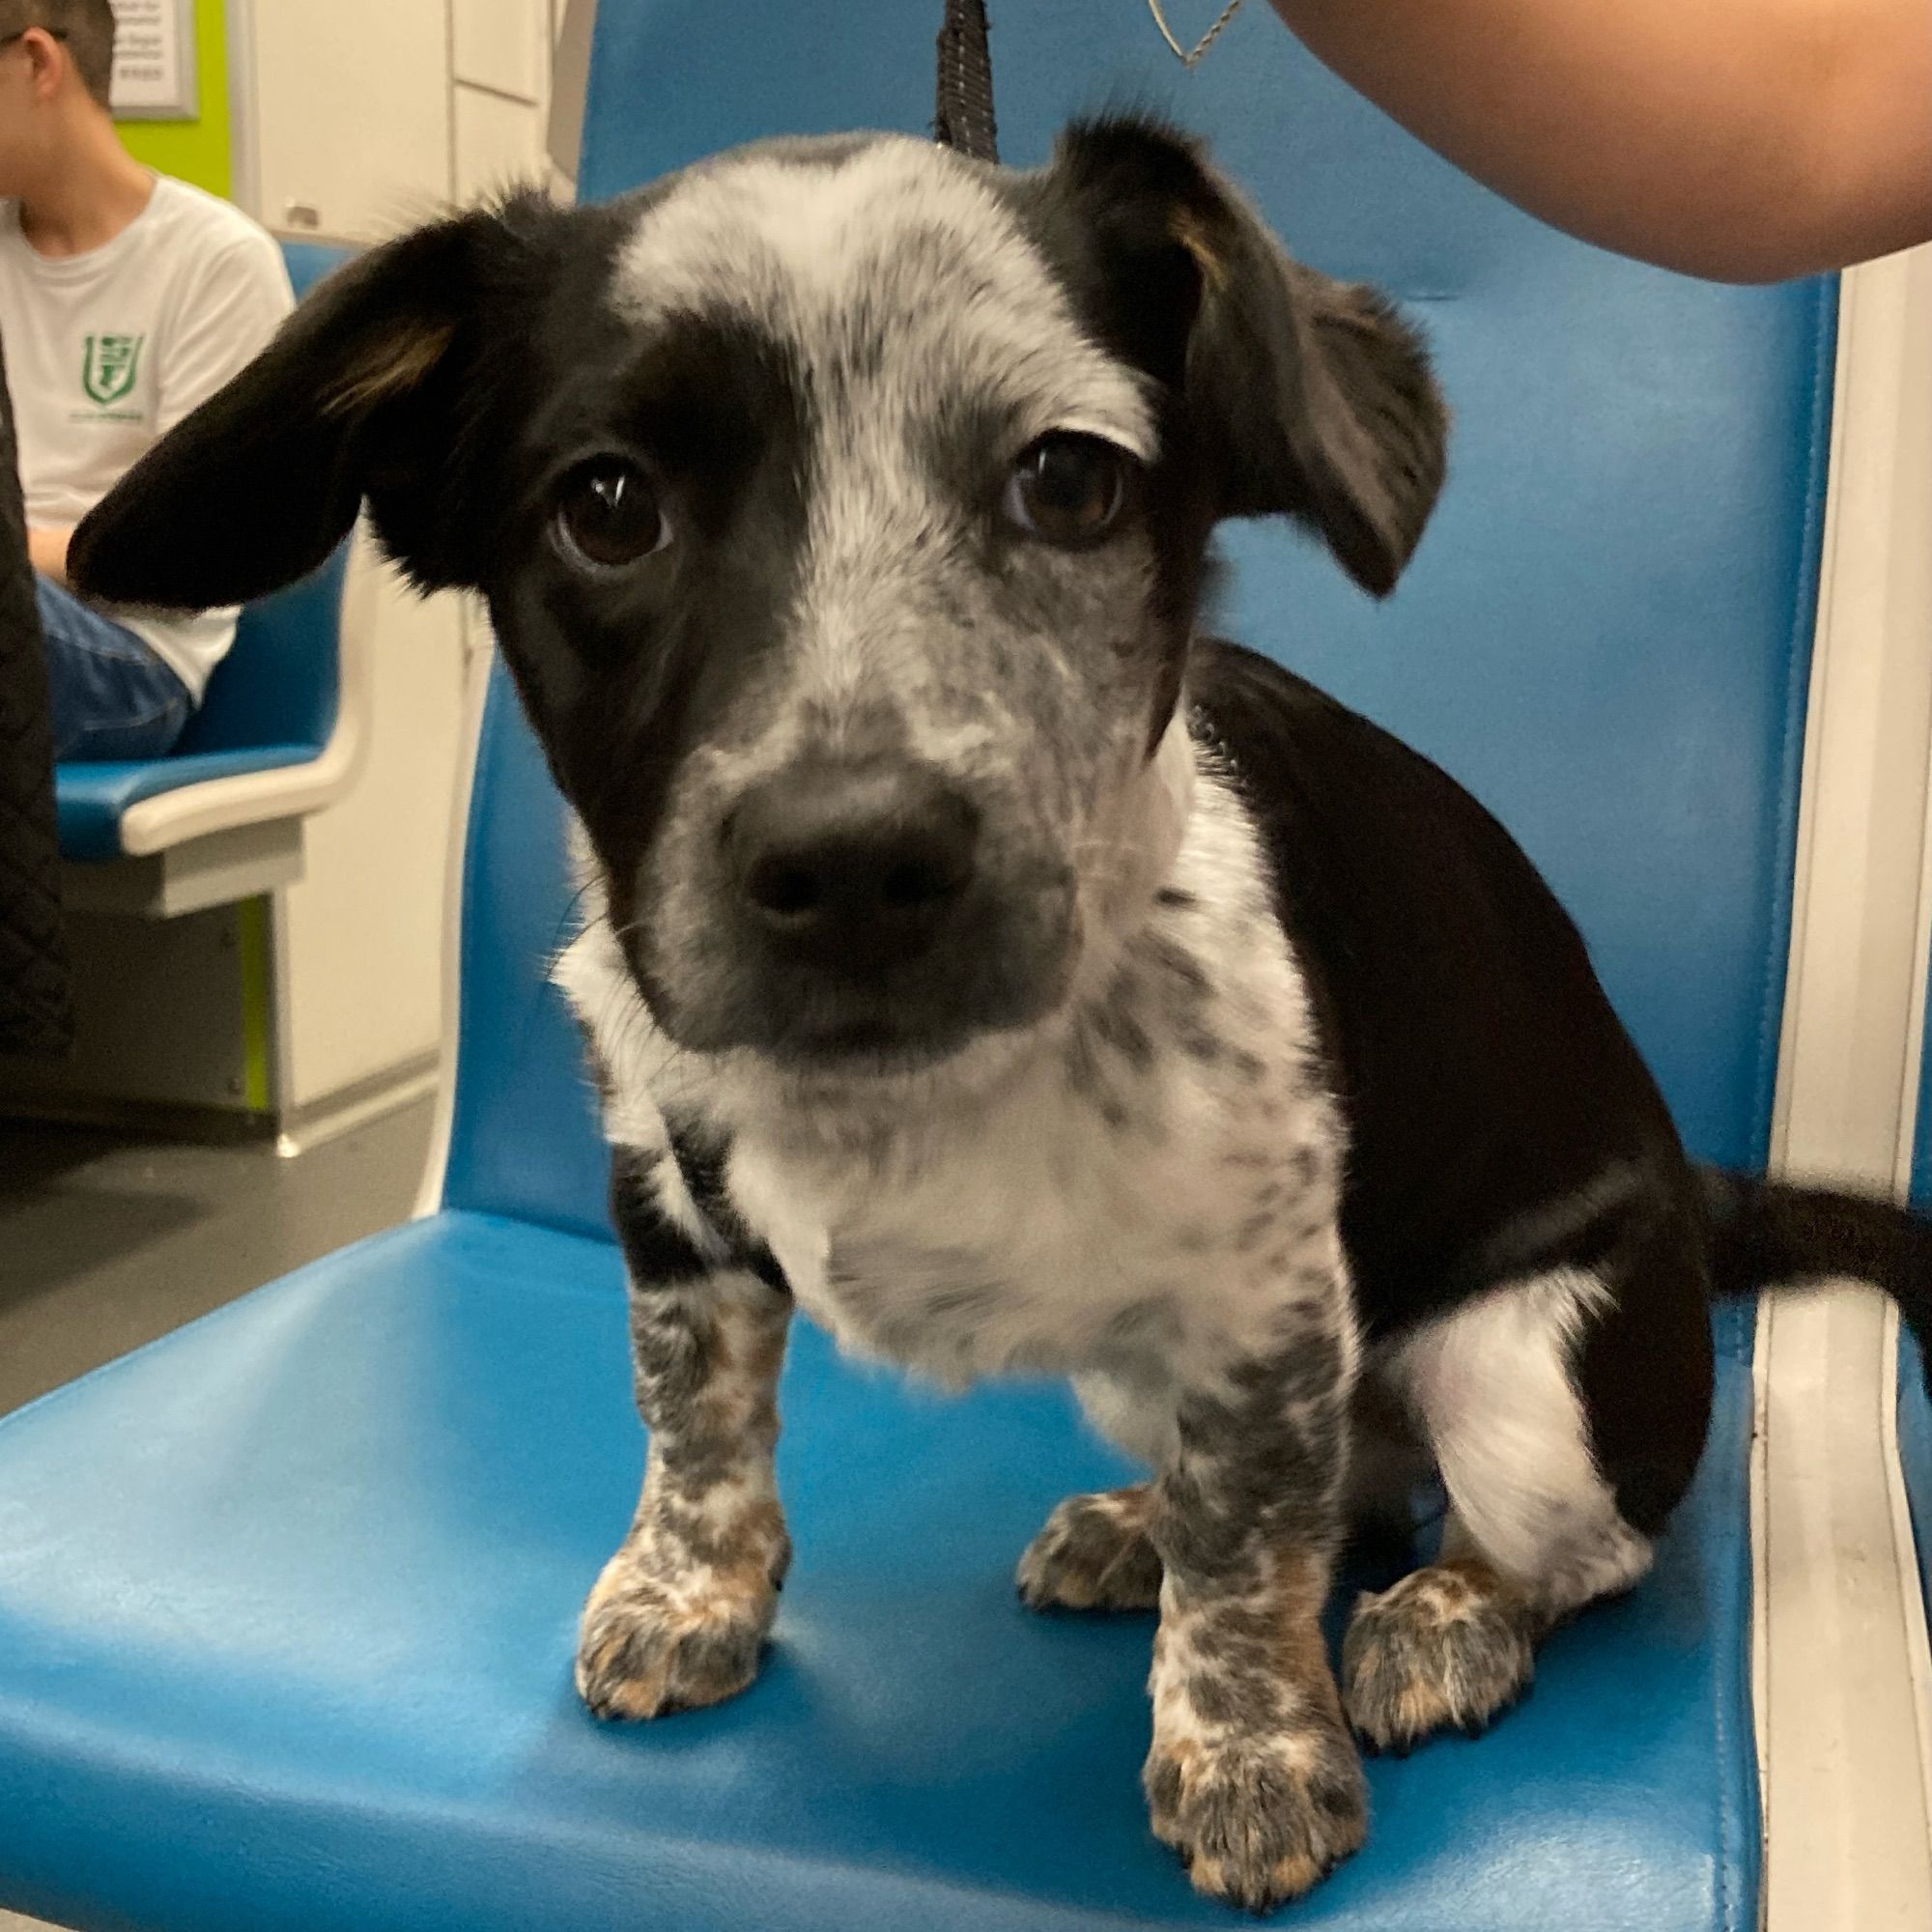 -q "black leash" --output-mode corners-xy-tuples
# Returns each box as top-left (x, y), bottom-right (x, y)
(934, 0), (999, 164)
